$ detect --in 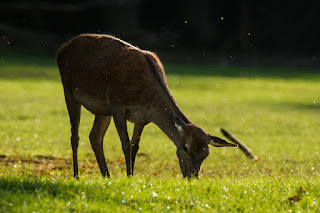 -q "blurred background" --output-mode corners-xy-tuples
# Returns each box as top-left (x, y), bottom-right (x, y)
(1, 0), (320, 67)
